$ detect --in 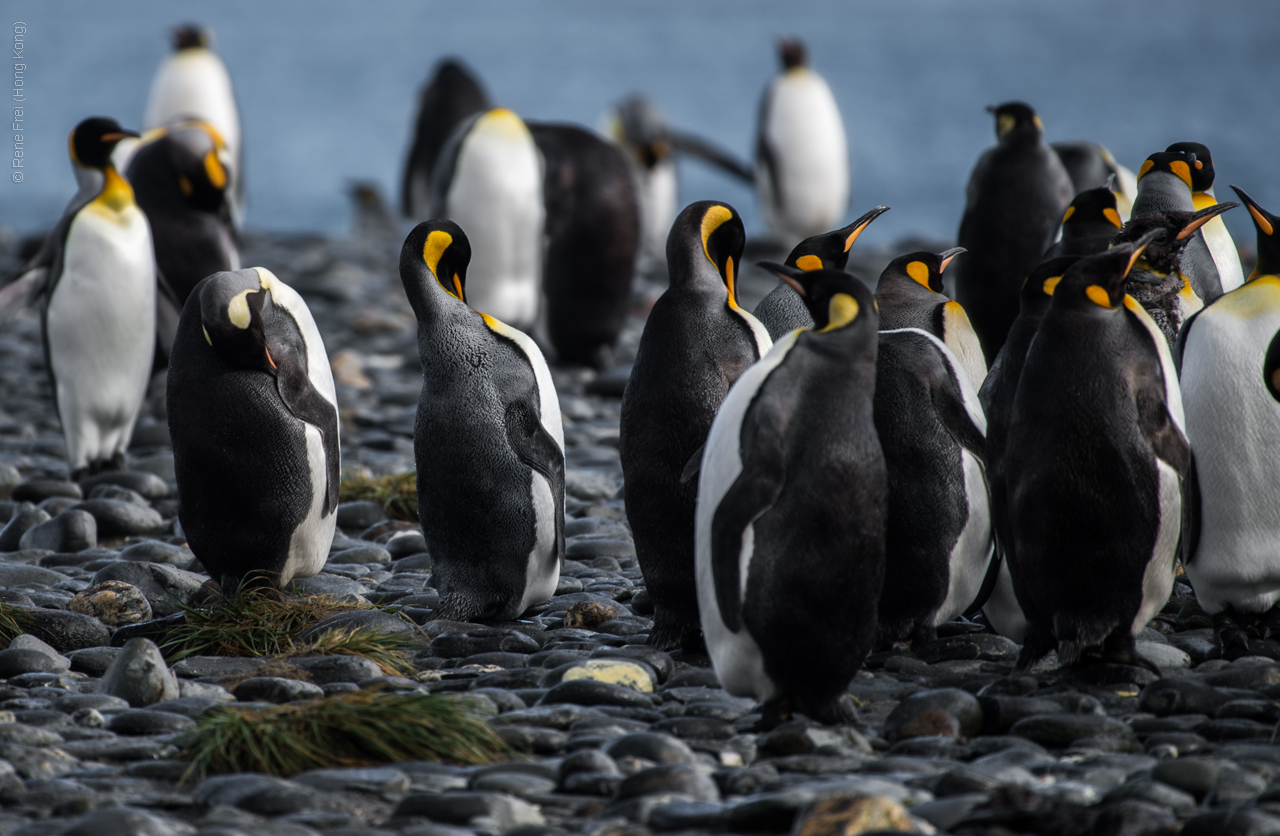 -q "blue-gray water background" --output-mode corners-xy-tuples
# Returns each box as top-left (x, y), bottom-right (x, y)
(3, 0), (1277, 249)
